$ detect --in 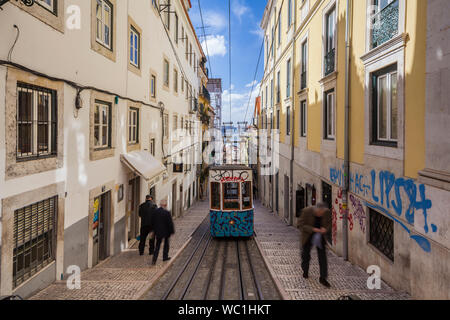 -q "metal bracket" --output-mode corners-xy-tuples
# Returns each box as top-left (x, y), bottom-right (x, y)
(0, 0), (35, 10)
